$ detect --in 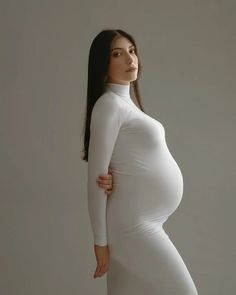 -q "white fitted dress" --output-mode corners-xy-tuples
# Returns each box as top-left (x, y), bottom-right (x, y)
(87, 82), (198, 294)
